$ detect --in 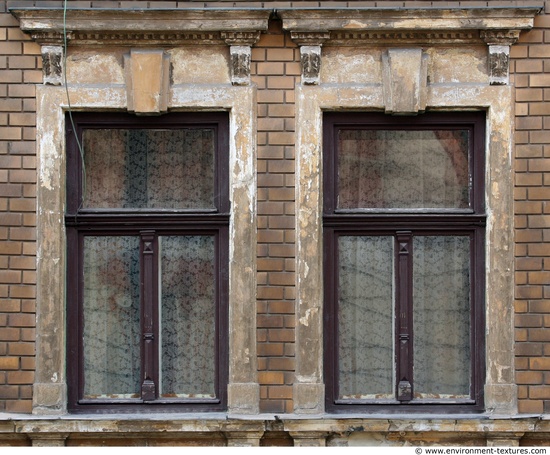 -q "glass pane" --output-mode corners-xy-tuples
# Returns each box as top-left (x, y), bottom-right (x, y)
(83, 236), (141, 399)
(413, 236), (471, 399)
(338, 236), (394, 399)
(83, 128), (216, 209)
(159, 236), (216, 398)
(338, 129), (470, 209)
